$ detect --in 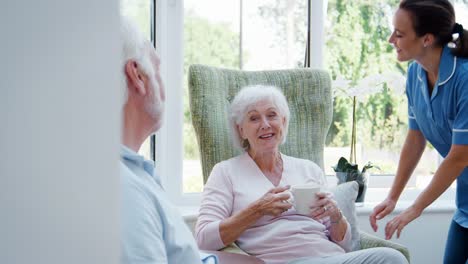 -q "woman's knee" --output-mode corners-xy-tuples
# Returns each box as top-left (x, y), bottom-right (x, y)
(377, 248), (408, 264)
